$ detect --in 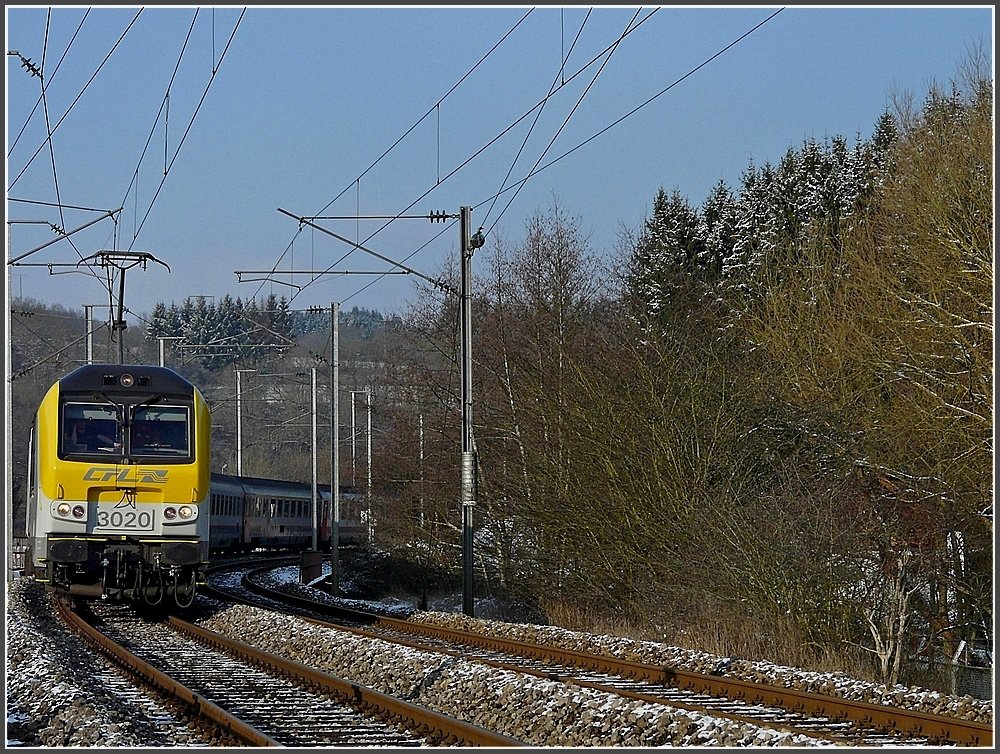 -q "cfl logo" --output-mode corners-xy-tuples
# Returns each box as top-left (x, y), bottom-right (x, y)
(84, 468), (169, 484)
